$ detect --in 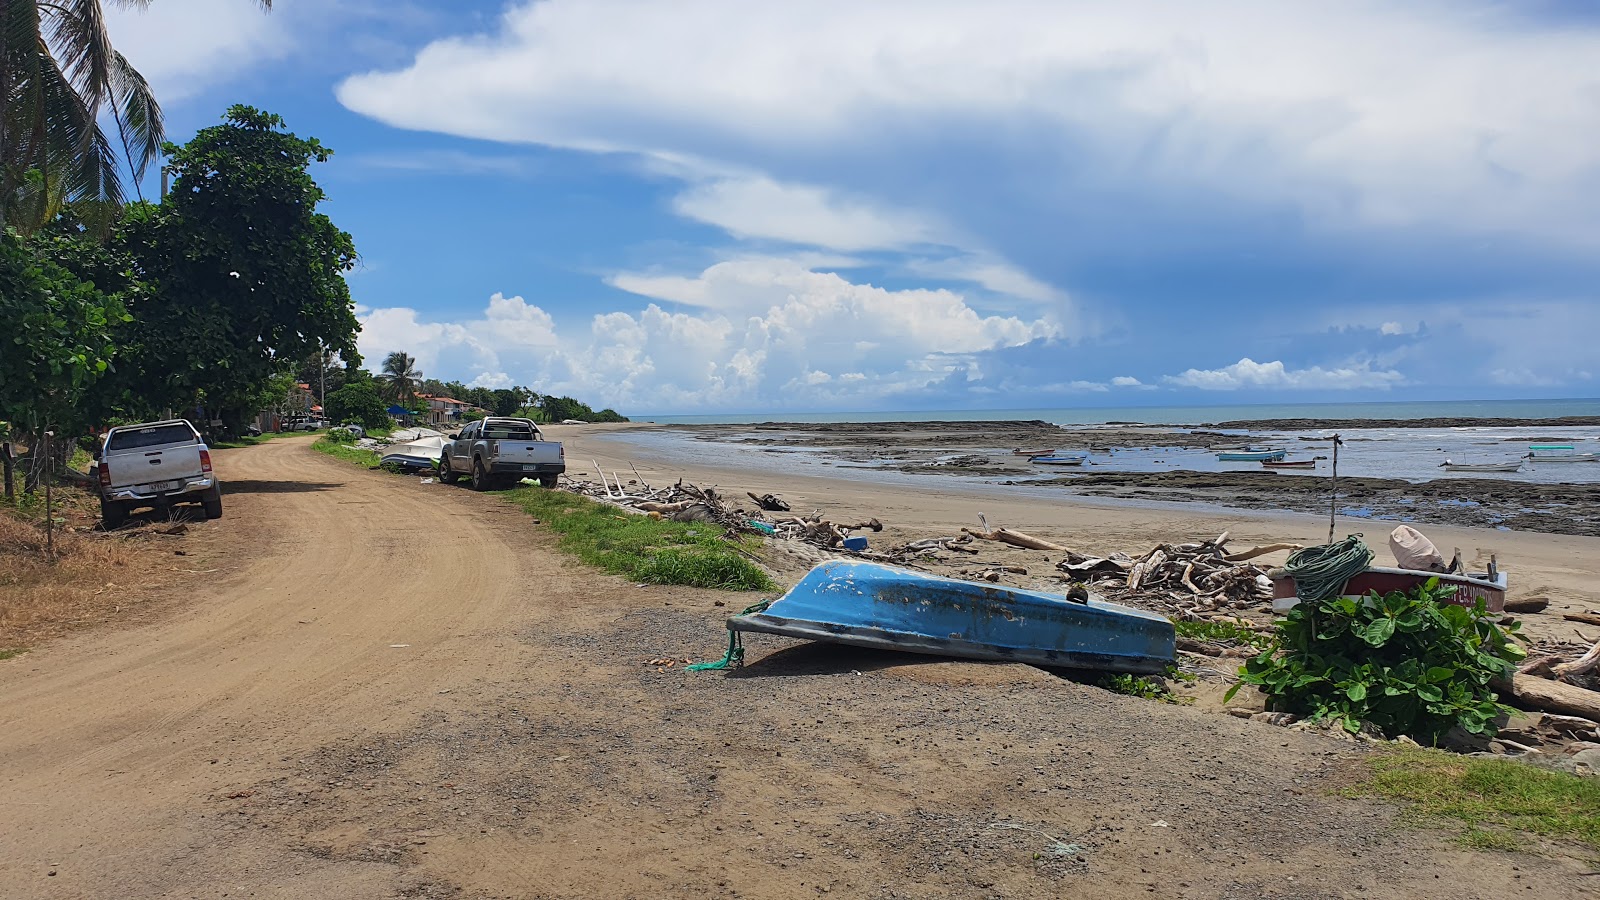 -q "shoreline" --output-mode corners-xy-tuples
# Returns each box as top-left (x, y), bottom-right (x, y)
(542, 421), (1600, 642)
